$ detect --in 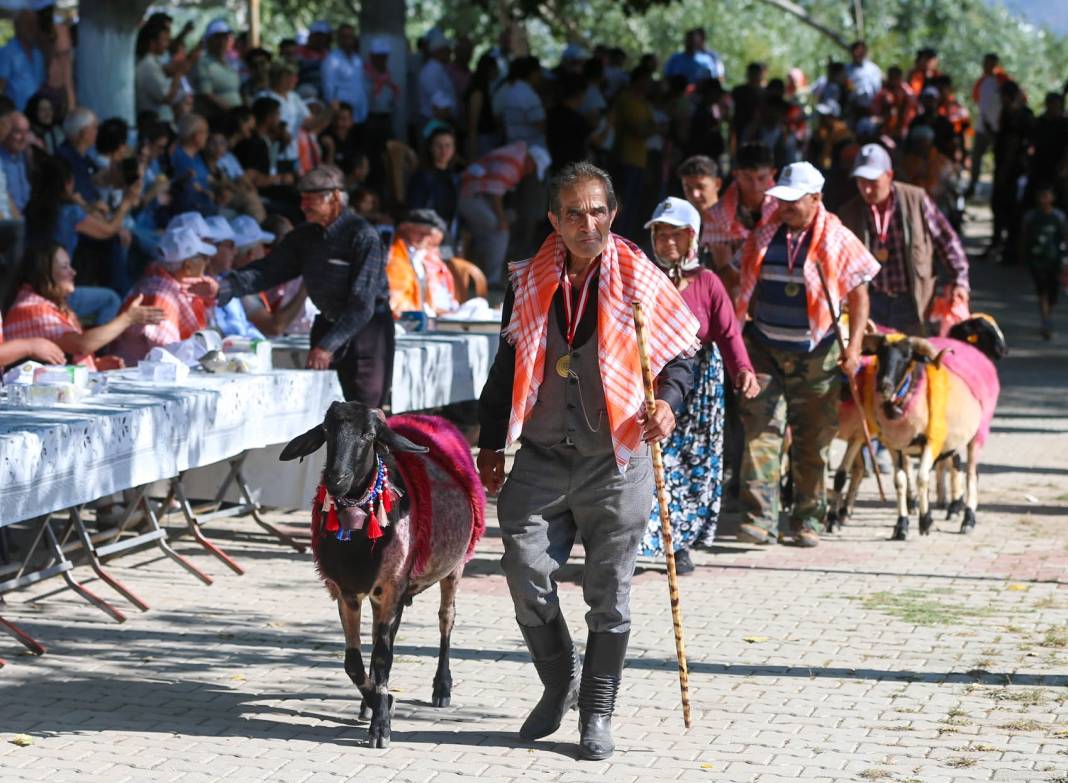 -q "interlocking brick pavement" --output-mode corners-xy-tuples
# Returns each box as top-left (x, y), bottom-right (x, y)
(2, 215), (1067, 782)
